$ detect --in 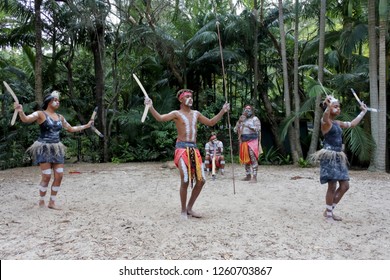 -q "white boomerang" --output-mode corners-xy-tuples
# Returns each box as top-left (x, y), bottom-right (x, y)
(350, 88), (379, 112)
(90, 106), (104, 137)
(132, 74), (150, 123)
(3, 81), (19, 125)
